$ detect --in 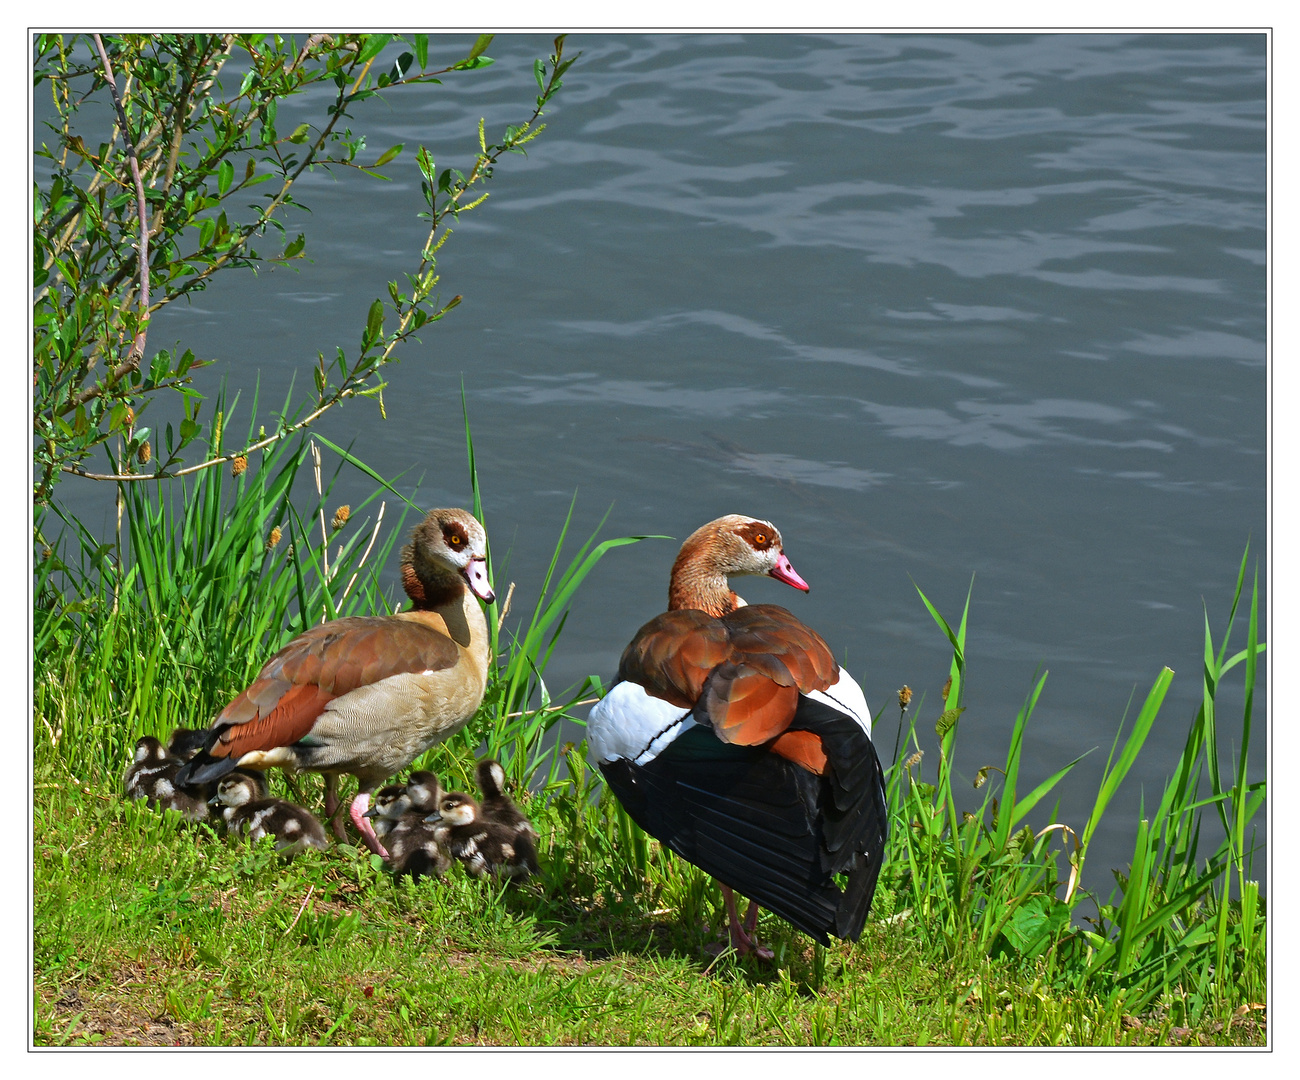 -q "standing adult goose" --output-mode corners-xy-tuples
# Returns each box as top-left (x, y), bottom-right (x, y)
(586, 515), (888, 958)
(176, 508), (495, 856)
